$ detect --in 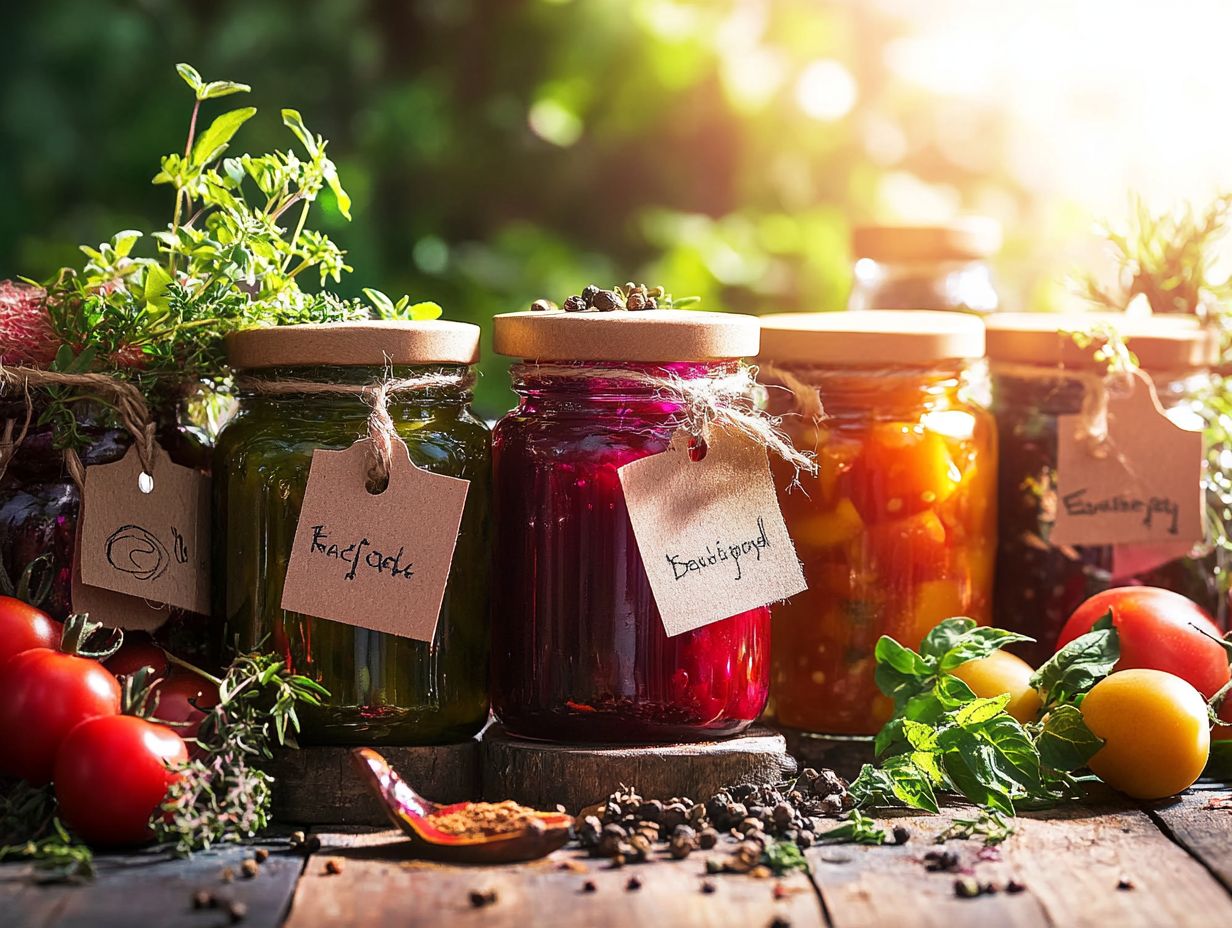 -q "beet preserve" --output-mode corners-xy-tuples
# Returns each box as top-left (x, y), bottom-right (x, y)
(490, 307), (769, 742)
